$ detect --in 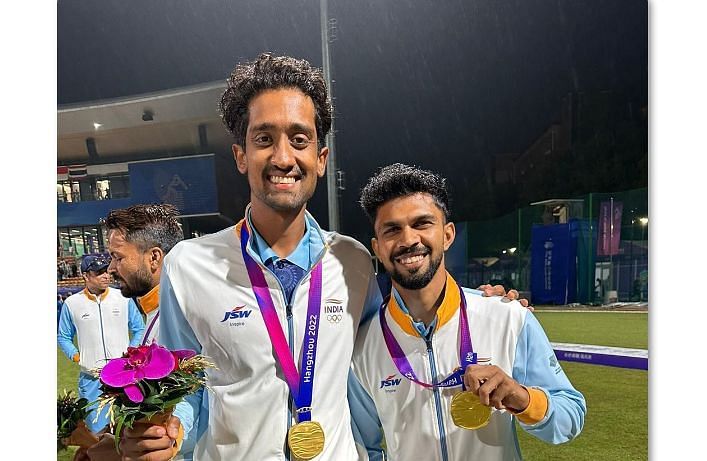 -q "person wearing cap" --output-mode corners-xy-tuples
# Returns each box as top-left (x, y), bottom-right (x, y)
(57, 254), (145, 433)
